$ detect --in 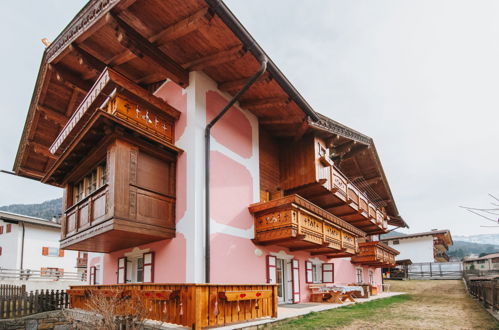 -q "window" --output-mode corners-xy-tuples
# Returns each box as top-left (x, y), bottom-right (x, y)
(392, 240), (399, 245)
(42, 247), (64, 257)
(312, 264), (322, 283)
(368, 270), (374, 285)
(6, 224), (11, 233)
(356, 268), (364, 284)
(136, 257), (144, 283)
(72, 162), (107, 204)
